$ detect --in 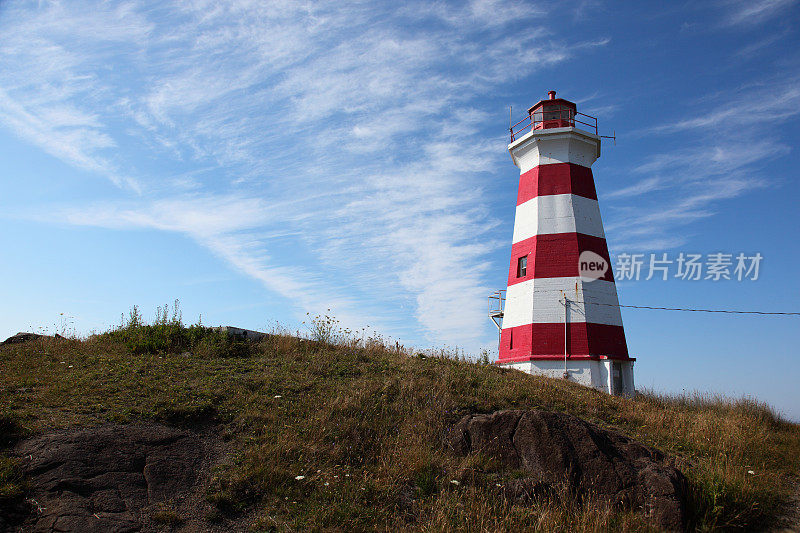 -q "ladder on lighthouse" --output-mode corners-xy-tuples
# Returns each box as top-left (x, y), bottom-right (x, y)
(488, 289), (506, 349)
(488, 290), (505, 329)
